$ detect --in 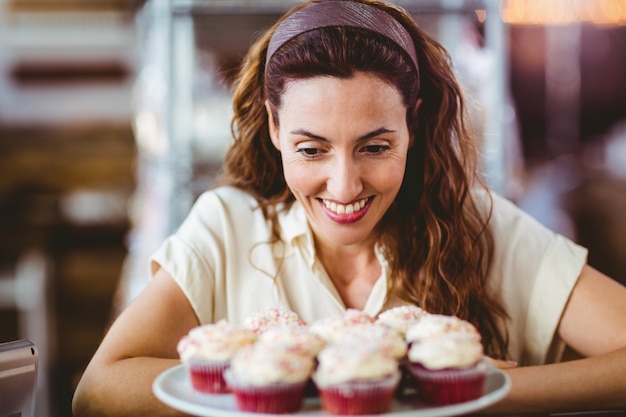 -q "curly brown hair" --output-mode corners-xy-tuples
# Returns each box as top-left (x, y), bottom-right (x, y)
(219, 0), (509, 359)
